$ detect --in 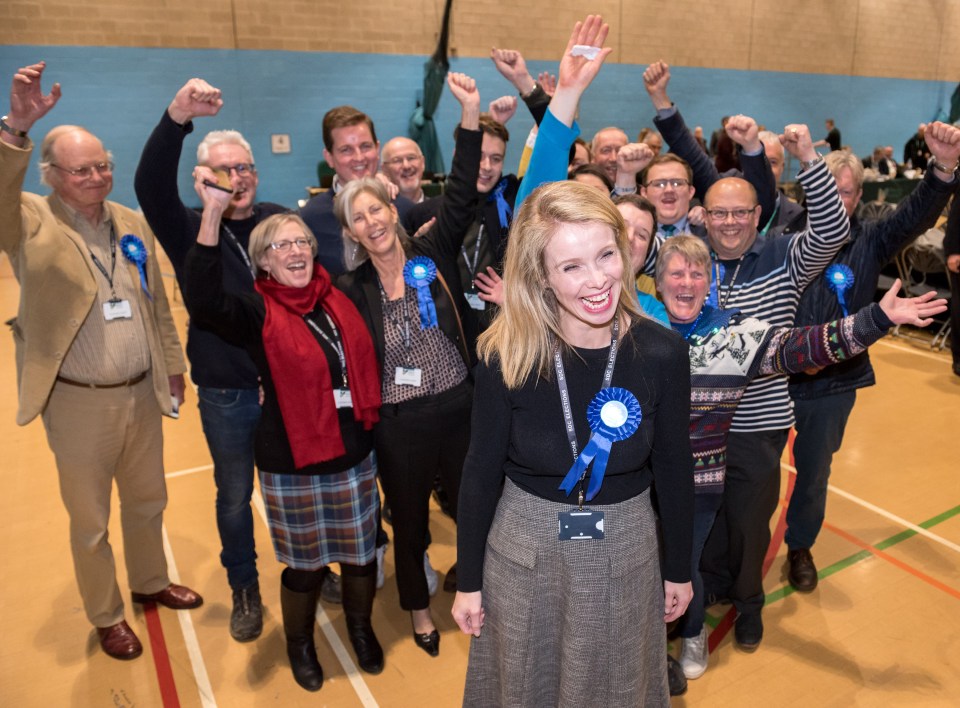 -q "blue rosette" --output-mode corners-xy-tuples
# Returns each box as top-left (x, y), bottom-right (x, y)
(706, 263), (725, 309)
(120, 234), (152, 301)
(559, 387), (642, 502)
(403, 256), (439, 329)
(825, 263), (855, 316)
